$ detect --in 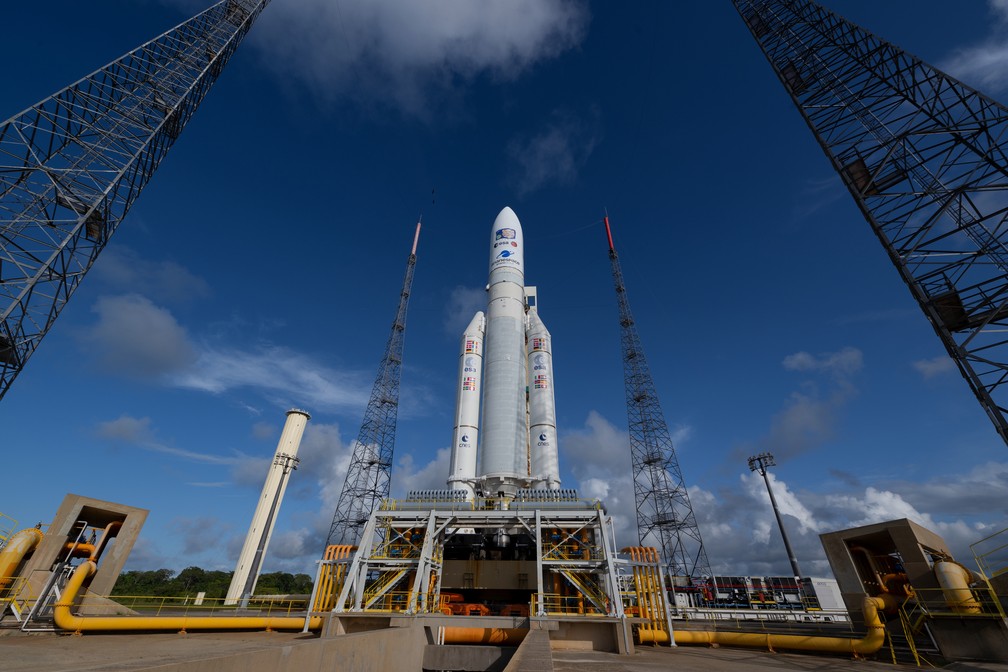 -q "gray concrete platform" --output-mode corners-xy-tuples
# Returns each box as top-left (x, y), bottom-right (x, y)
(4, 629), (1008, 671)
(552, 646), (1008, 672)
(0, 631), (317, 672)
